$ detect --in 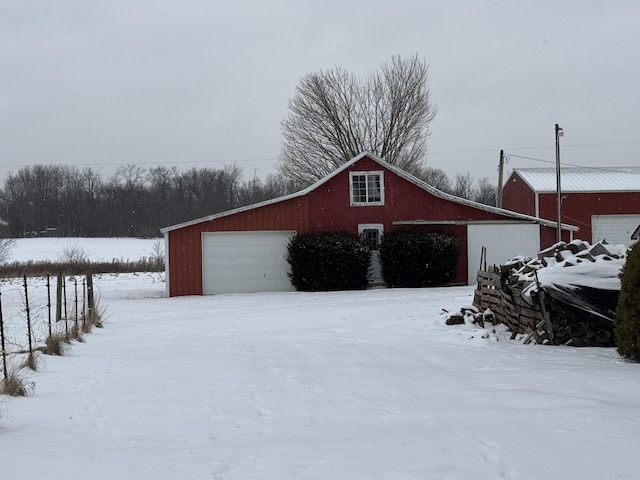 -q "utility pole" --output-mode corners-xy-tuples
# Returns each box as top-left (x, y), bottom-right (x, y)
(496, 149), (504, 208)
(555, 123), (564, 244)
